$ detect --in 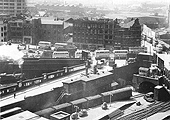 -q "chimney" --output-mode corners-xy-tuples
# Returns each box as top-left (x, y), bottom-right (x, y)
(168, 5), (170, 28)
